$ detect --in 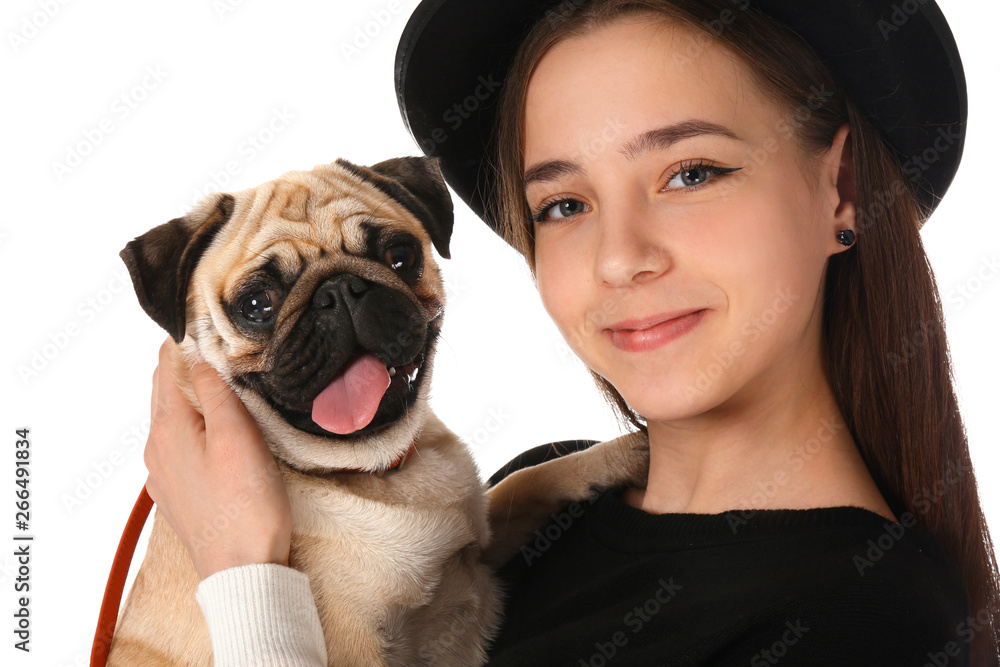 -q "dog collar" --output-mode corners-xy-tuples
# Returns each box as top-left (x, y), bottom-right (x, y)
(337, 441), (418, 476)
